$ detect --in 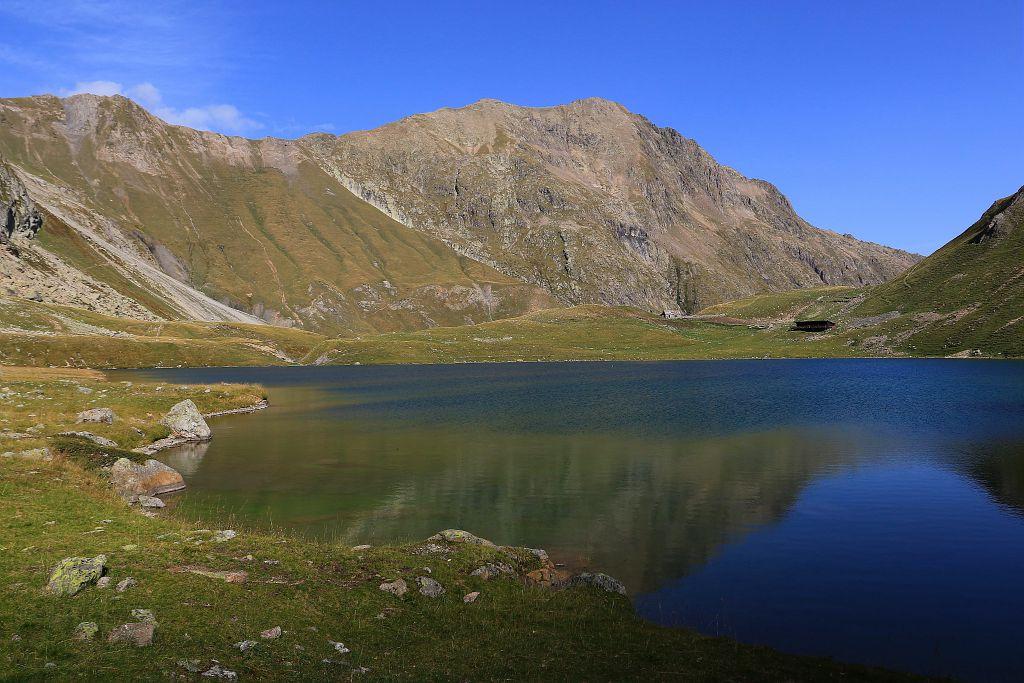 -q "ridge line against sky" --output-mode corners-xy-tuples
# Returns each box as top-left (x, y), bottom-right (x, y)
(0, 0), (1021, 255)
